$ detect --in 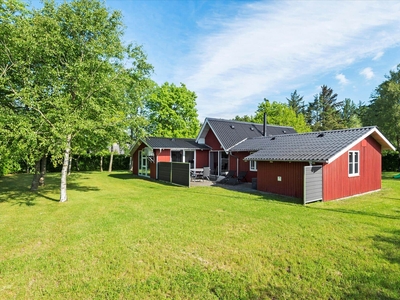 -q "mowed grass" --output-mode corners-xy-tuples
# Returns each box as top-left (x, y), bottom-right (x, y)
(0, 172), (399, 299)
